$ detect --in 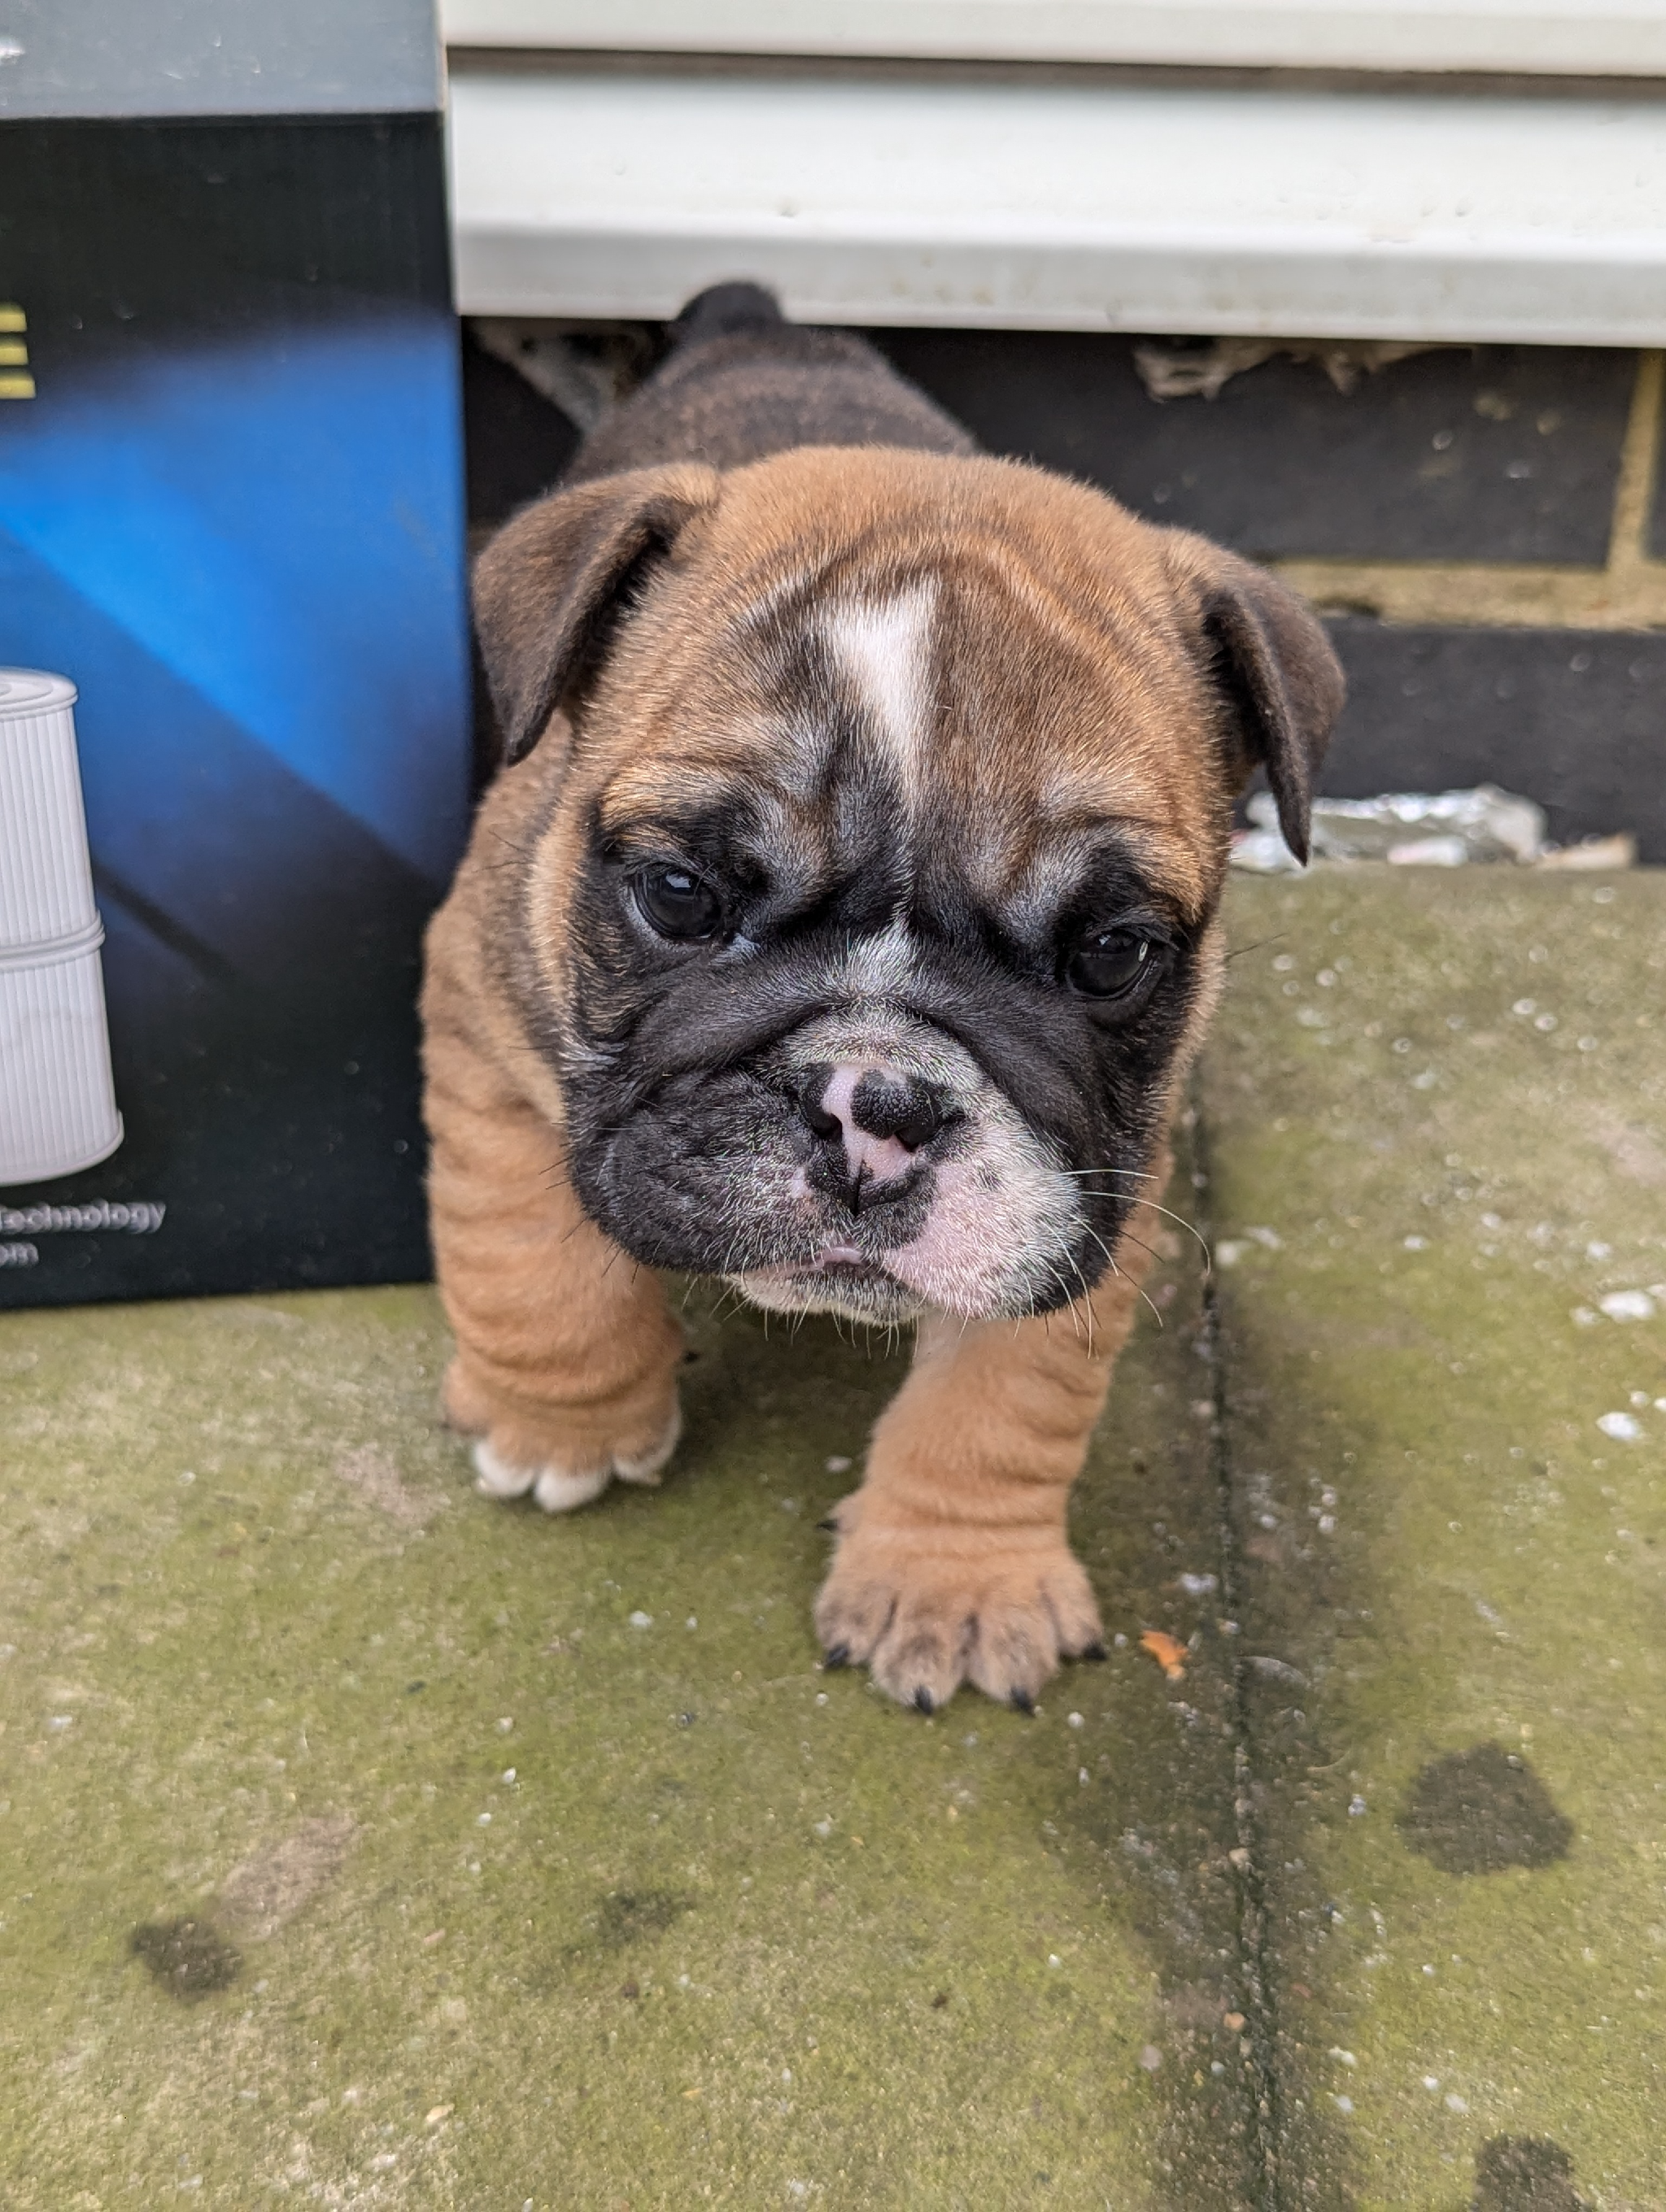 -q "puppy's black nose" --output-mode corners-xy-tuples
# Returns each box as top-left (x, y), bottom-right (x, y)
(797, 1064), (945, 1200)
(848, 1070), (943, 1152)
